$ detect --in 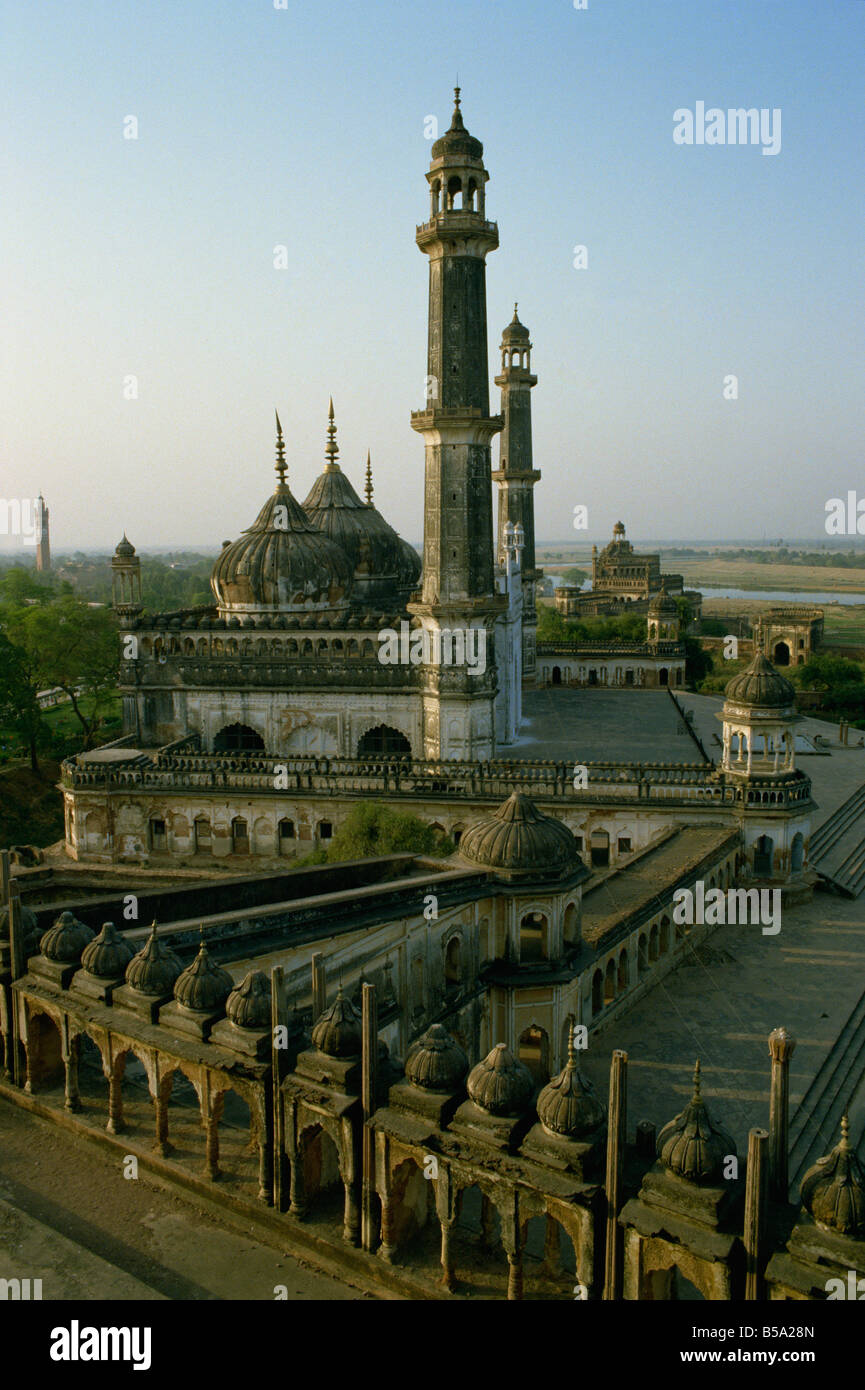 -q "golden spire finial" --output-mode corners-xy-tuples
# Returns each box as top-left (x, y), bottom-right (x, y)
(364, 450), (373, 505)
(274, 409), (287, 486)
(324, 399), (339, 472)
(566, 1020), (577, 1069)
(841, 1114), (851, 1151)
